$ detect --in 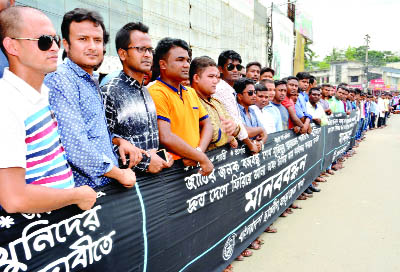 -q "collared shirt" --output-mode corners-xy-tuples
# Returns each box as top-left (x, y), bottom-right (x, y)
(250, 105), (276, 134)
(346, 100), (353, 112)
(0, 69), (74, 188)
(45, 58), (118, 188)
(370, 101), (378, 115)
(213, 79), (248, 141)
(263, 103), (283, 132)
(295, 90), (313, 120)
(199, 96), (232, 150)
(238, 103), (263, 129)
(148, 78), (208, 159)
(306, 101), (328, 126)
(319, 98), (330, 111)
(0, 49), (8, 79)
(101, 71), (158, 171)
(328, 96), (345, 113)
(271, 102), (289, 130)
